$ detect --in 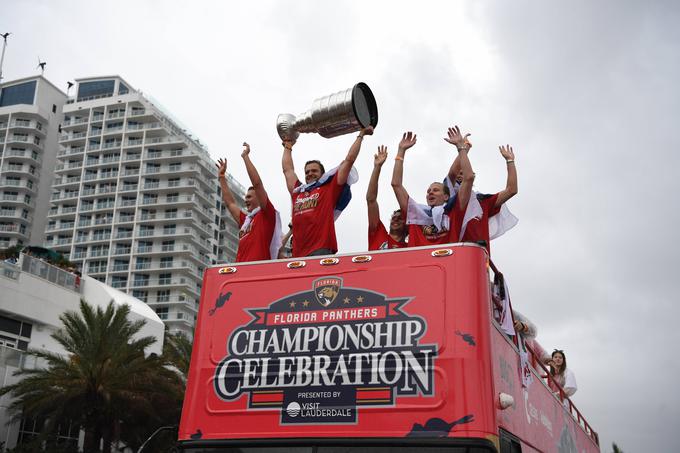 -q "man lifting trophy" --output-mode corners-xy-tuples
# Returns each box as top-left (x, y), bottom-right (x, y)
(280, 82), (378, 257)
